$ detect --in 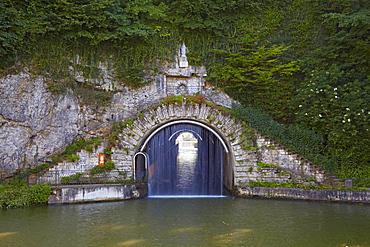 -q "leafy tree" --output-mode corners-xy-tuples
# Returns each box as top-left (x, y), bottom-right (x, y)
(322, 11), (370, 73)
(162, 0), (257, 35)
(0, 1), (30, 68)
(35, 0), (168, 44)
(209, 39), (299, 121)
